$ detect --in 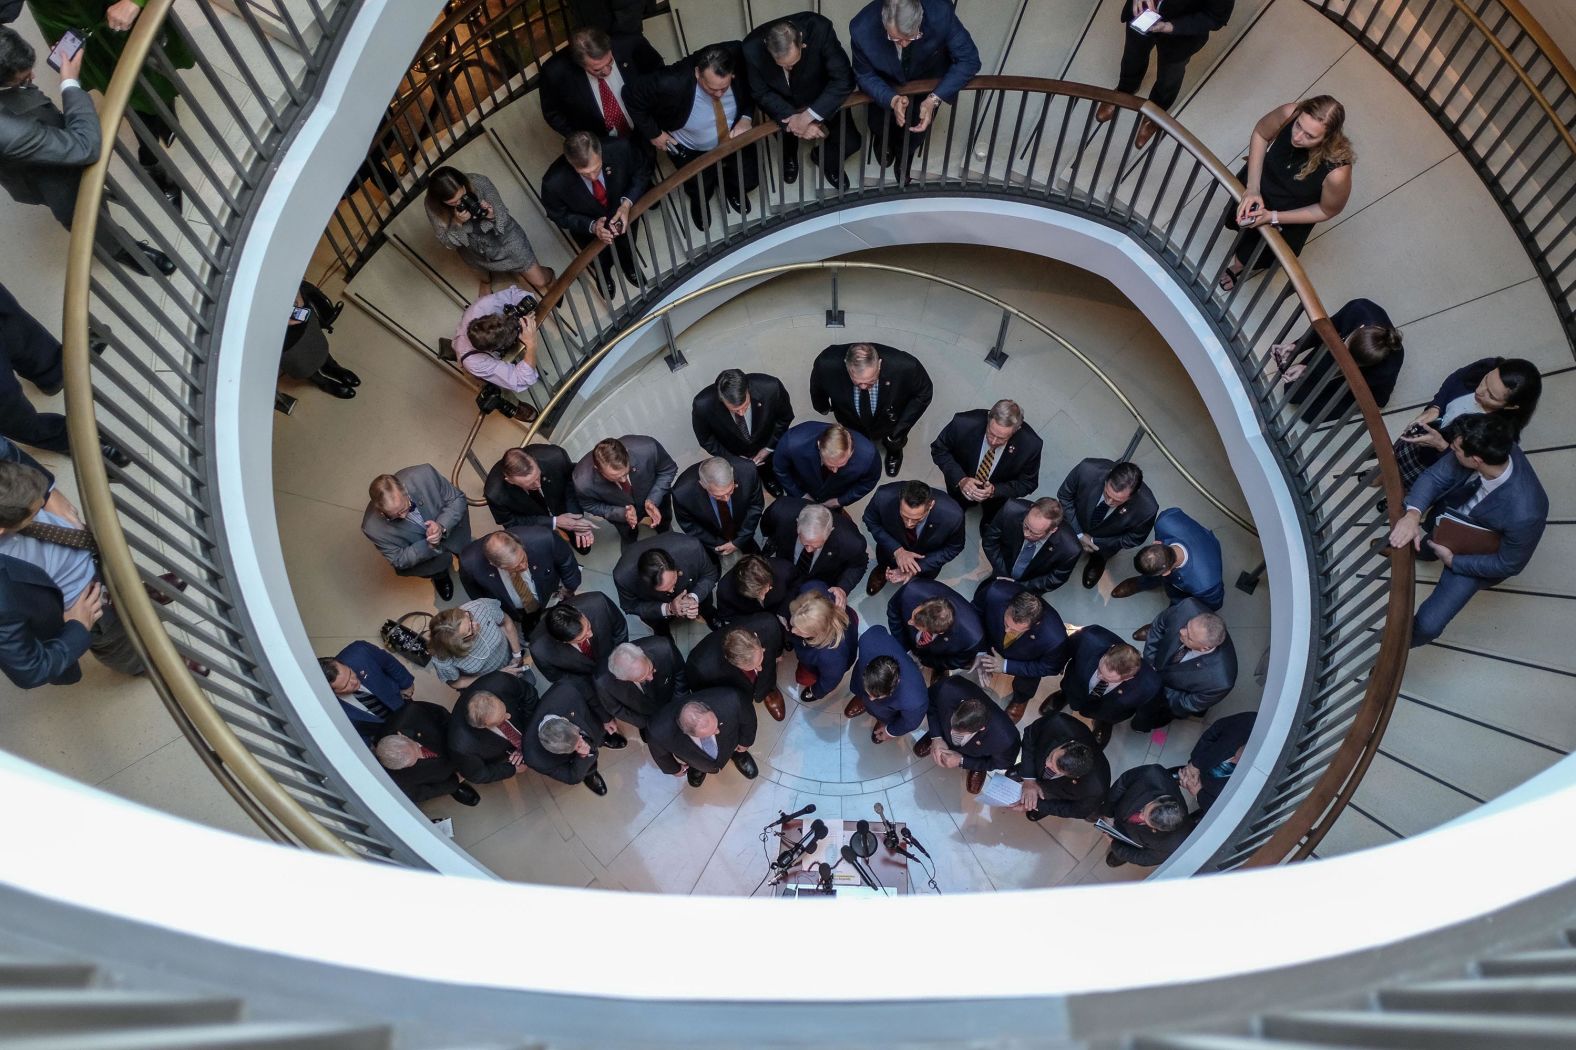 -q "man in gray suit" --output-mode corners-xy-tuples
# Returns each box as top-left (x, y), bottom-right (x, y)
(571, 434), (678, 547)
(361, 464), (474, 601)
(1131, 597), (1238, 734)
(0, 28), (172, 275)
